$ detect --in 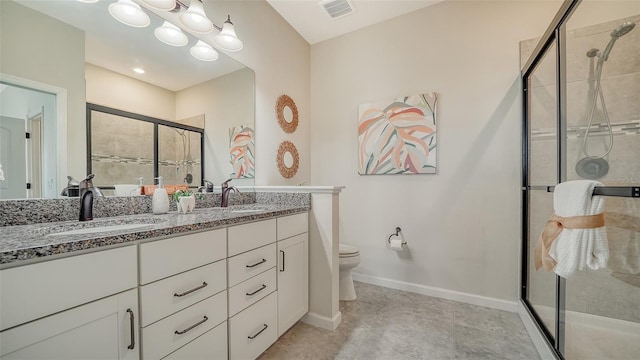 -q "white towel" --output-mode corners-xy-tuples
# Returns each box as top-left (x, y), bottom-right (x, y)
(548, 180), (608, 278)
